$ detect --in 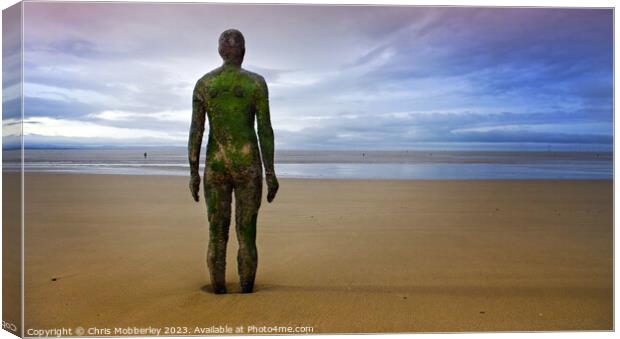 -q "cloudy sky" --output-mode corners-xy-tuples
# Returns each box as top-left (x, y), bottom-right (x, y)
(10, 3), (615, 150)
